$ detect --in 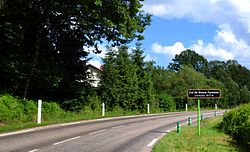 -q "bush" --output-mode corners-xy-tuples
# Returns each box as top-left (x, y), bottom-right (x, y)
(20, 99), (37, 122)
(0, 94), (68, 124)
(220, 103), (250, 148)
(156, 93), (176, 112)
(62, 98), (85, 112)
(0, 94), (27, 123)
